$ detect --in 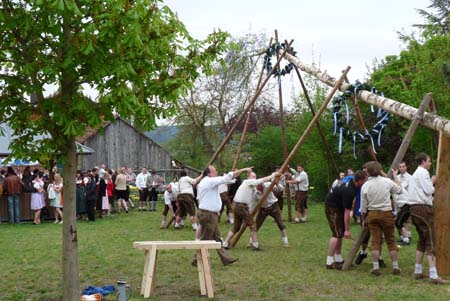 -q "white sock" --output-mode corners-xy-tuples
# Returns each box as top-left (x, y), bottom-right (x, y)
(360, 250), (367, 255)
(414, 263), (423, 274)
(180, 219), (186, 226)
(335, 254), (343, 262)
(403, 237), (410, 243)
(252, 241), (259, 248)
(282, 236), (288, 244)
(429, 267), (438, 279)
(327, 256), (334, 265)
(294, 218), (300, 222)
(392, 261), (399, 269)
(222, 241), (229, 248)
(174, 223), (180, 228)
(192, 223), (198, 230)
(373, 261), (379, 270)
